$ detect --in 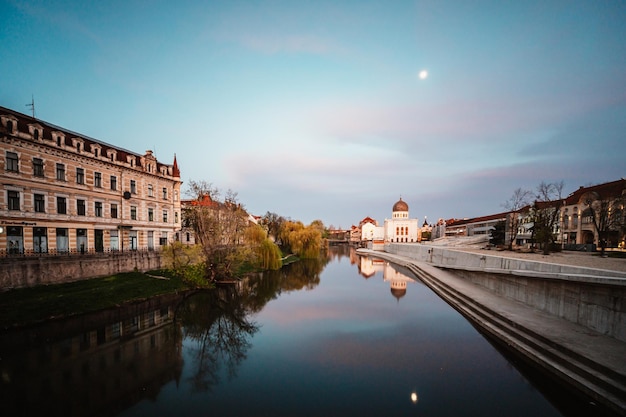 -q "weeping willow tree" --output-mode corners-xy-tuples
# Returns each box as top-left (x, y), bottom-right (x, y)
(245, 224), (282, 270)
(279, 220), (323, 259)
